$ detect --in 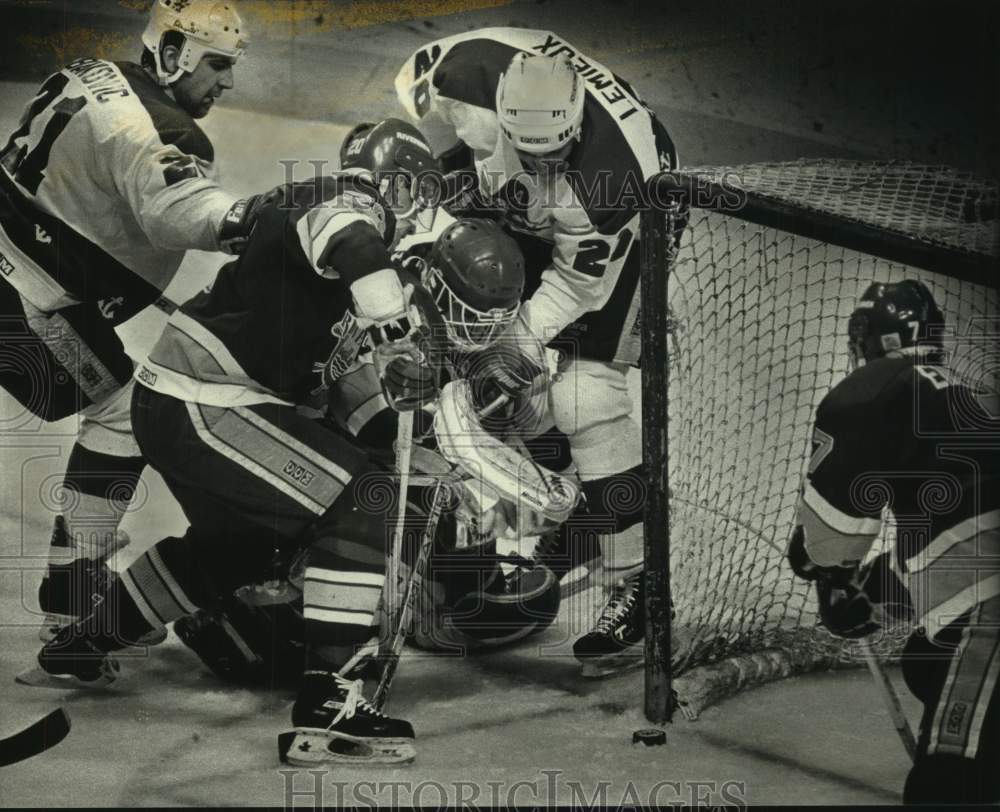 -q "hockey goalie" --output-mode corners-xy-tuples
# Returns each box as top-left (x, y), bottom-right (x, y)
(172, 215), (578, 687)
